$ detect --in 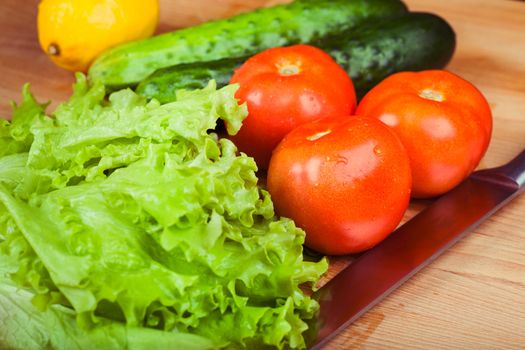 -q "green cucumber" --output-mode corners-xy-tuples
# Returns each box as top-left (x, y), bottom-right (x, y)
(325, 11), (456, 97)
(136, 12), (456, 102)
(136, 57), (245, 104)
(88, 0), (408, 88)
